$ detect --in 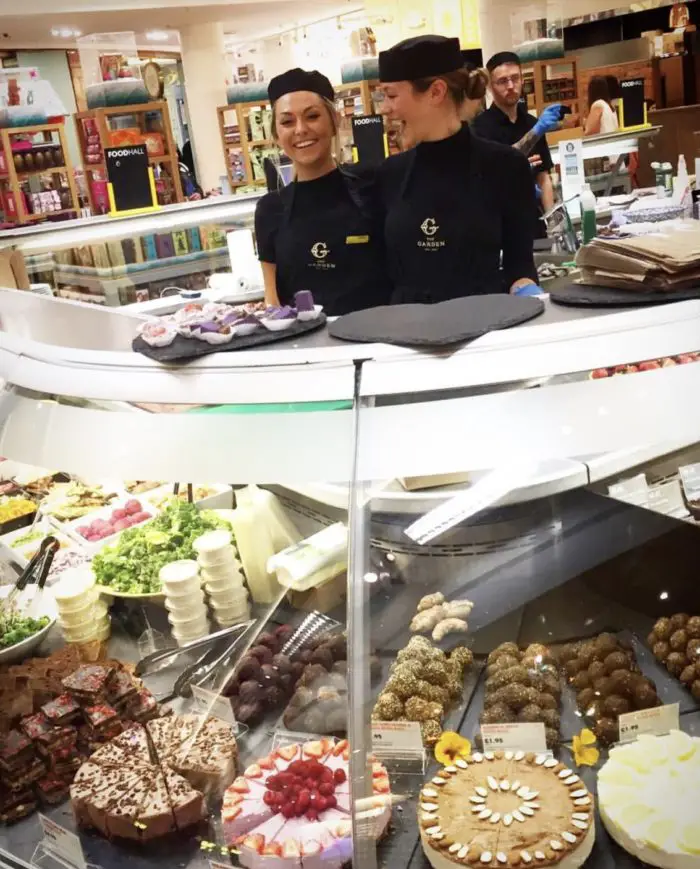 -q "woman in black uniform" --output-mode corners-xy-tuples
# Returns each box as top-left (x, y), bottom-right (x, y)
(377, 36), (539, 304)
(254, 68), (390, 315)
